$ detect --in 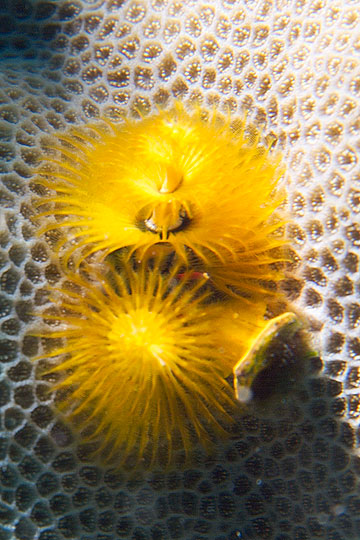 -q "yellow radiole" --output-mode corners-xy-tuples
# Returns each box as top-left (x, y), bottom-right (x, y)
(32, 105), (299, 466)
(35, 105), (287, 300)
